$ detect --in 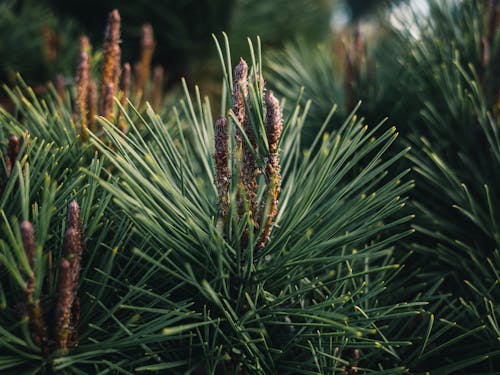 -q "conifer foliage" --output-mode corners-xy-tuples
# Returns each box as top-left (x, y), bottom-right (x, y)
(88, 35), (417, 373)
(0, 2), (499, 374)
(388, 0), (500, 371)
(265, 1), (500, 371)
